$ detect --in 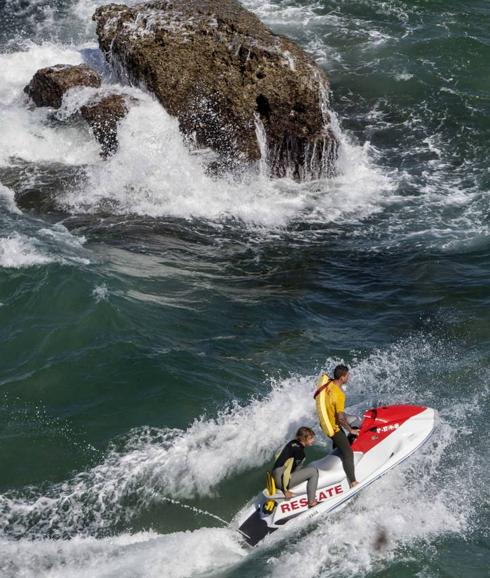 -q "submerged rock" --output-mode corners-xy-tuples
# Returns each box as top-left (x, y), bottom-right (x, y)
(24, 64), (102, 109)
(80, 93), (129, 158)
(94, 0), (338, 179)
